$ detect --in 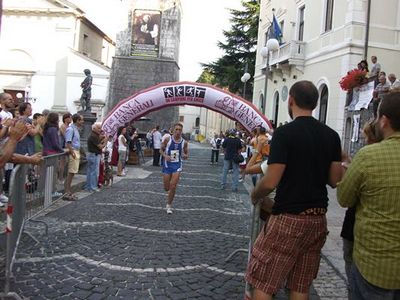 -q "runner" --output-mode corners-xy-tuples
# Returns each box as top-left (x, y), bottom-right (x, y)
(160, 123), (188, 214)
